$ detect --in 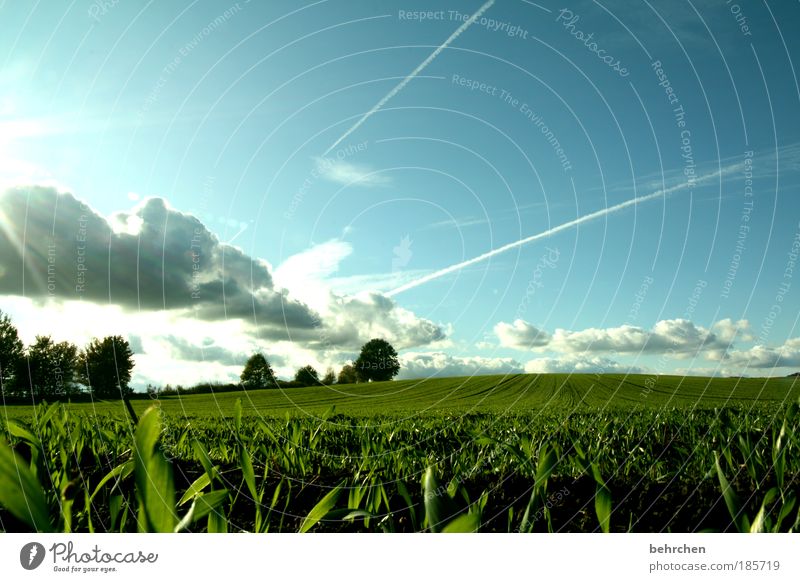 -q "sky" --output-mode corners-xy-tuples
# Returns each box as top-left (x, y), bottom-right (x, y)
(1, 0), (799, 389)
